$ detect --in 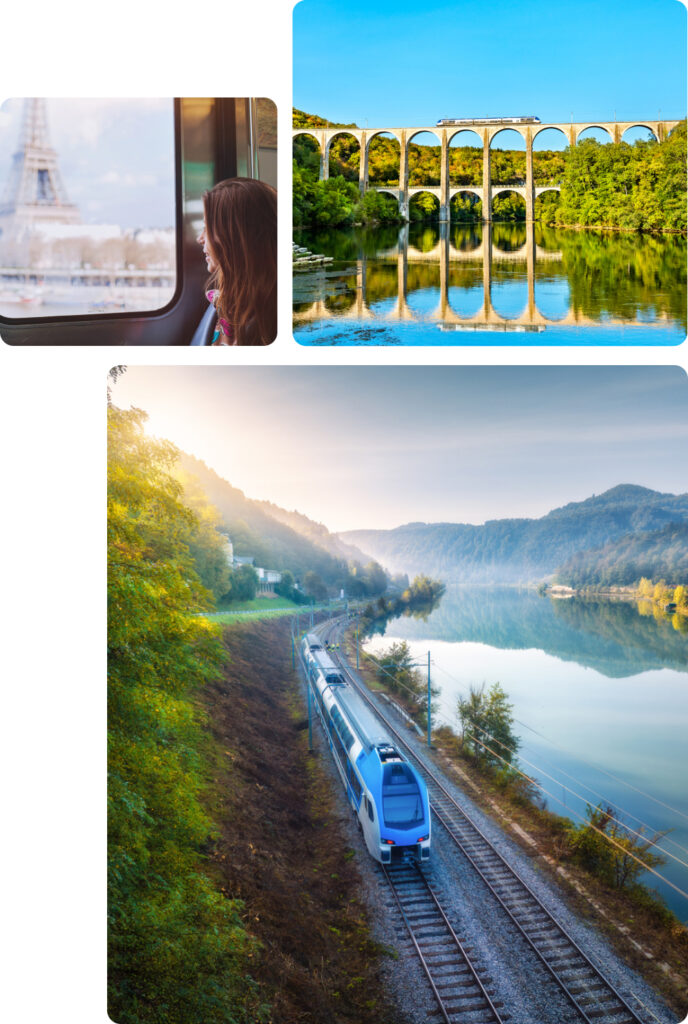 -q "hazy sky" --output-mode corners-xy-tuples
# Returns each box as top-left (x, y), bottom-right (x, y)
(294, 0), (686, 129)
(0, 98), (175, 228)
(111, 366), (688, 533)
